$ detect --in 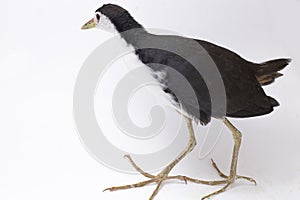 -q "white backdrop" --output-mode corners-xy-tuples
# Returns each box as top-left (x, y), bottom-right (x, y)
(1, 0), (300, 200)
